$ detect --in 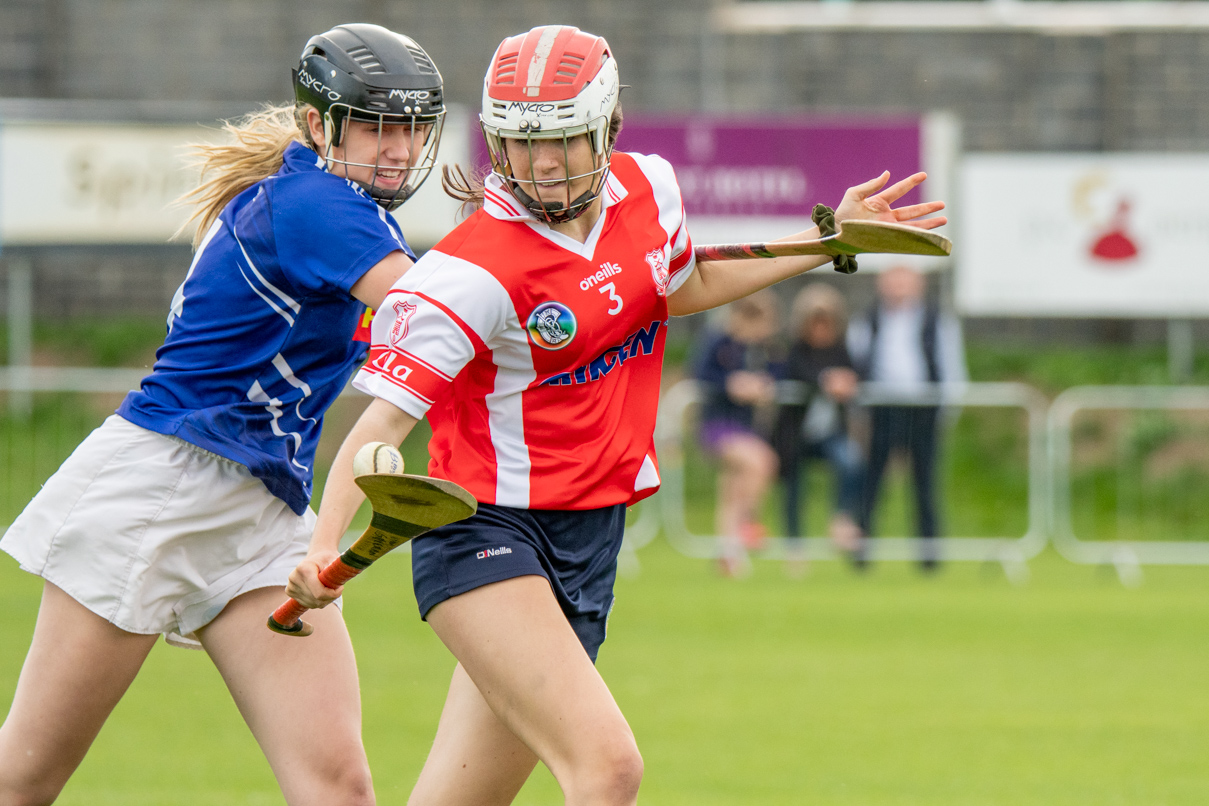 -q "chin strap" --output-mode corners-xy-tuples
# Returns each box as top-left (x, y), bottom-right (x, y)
(501, 147), (614, 225)
(812, 204), (858, 275)
(510, 184), (597, 224)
